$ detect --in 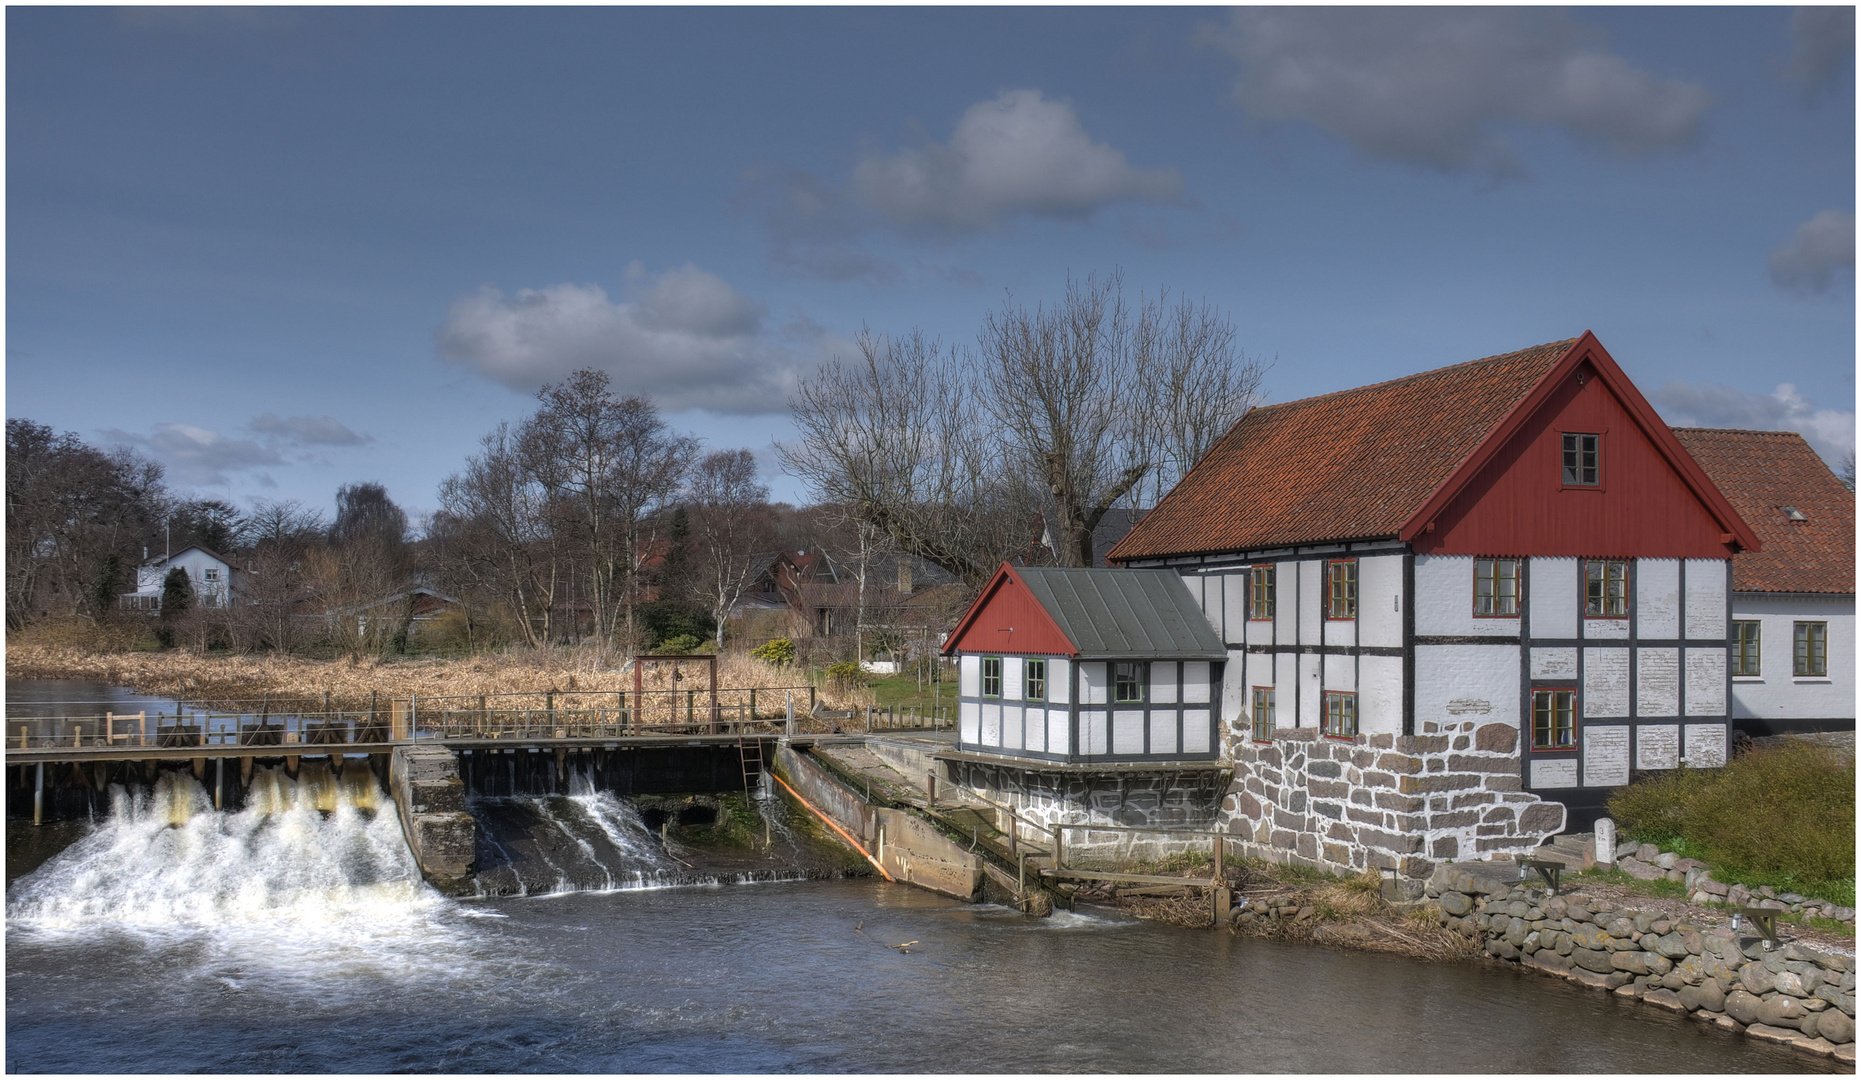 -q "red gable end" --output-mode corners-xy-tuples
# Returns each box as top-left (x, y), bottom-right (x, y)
(941, 564), (1078, 657)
